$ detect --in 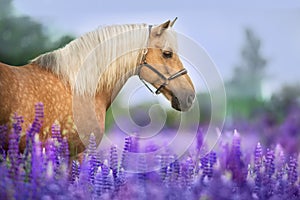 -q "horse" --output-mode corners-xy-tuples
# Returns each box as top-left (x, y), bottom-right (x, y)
(0, 18), (195, 157)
